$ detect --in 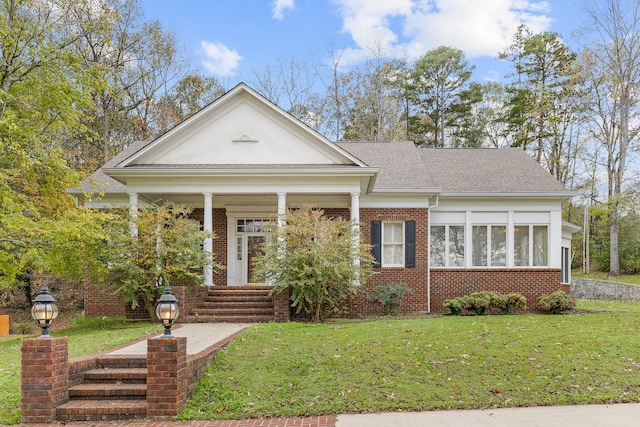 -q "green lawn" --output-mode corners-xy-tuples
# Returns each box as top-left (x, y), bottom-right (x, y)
(572, 270), (640, 286)
(181, 299), (640, 420)
(0, 317), (158, 425)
